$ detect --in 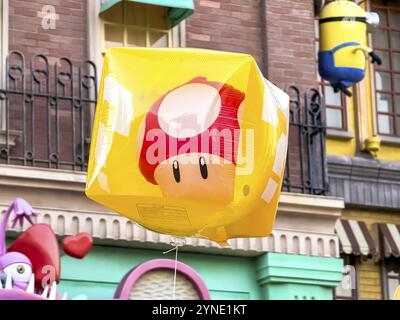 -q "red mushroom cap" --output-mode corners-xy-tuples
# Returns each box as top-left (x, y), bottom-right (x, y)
(8, 224), (60, 290)
(139, 77), (245, 185)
